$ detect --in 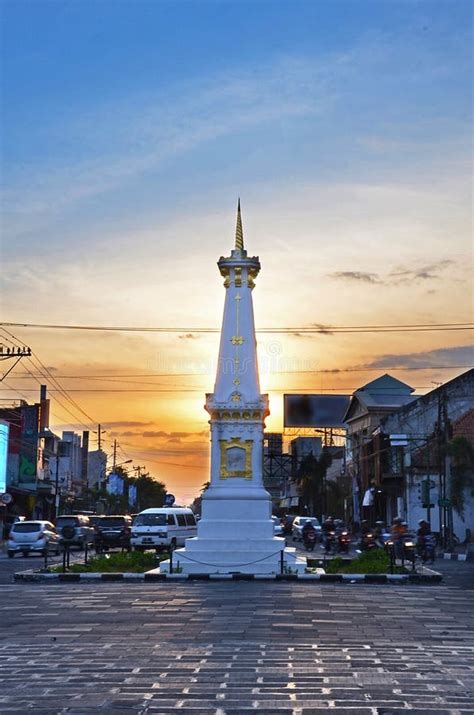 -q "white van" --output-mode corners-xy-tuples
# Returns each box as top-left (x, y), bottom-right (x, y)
(131, 508), (197, 551)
